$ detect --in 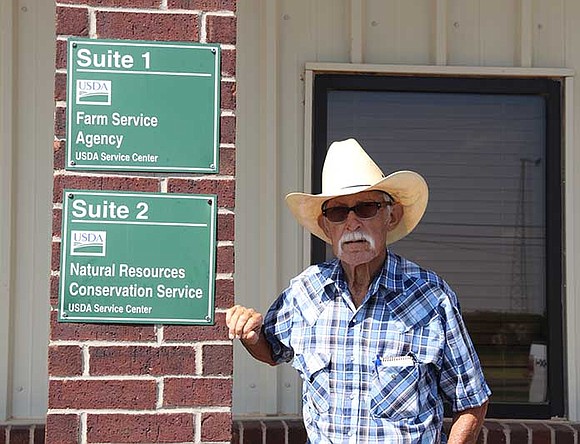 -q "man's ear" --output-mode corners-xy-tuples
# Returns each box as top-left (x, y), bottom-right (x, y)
(387, 203), (403, 231)
(318, 214), (330, 237)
